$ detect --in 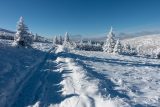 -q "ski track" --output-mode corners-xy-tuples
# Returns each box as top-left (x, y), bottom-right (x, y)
(5, 47), (64, 107)
(8, 48), (53, 107)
